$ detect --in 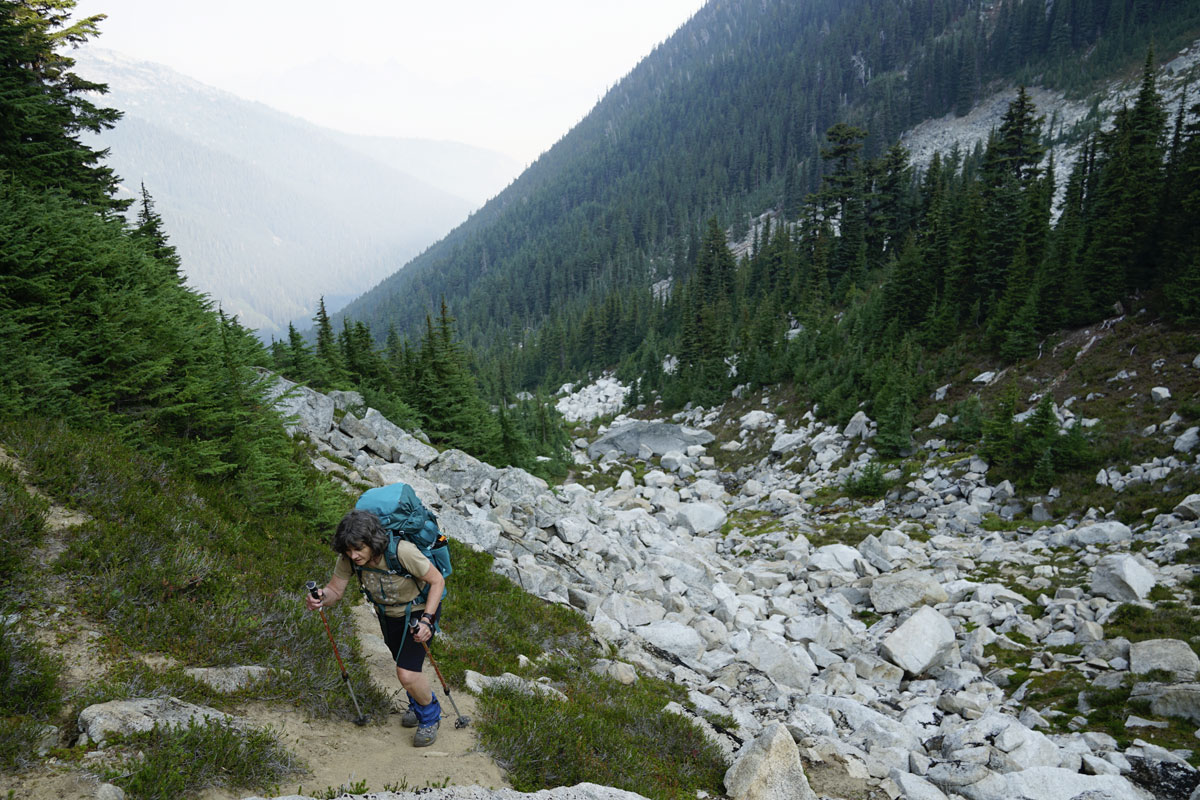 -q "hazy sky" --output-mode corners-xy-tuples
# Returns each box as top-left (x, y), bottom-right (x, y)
(73, 0), (707, 165)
